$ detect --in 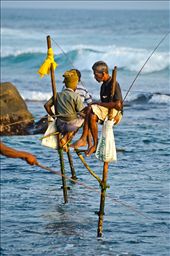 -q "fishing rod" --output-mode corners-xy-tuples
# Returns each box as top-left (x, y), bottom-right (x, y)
(123, 32), (170, 102)
(52, 32), (169, 103)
